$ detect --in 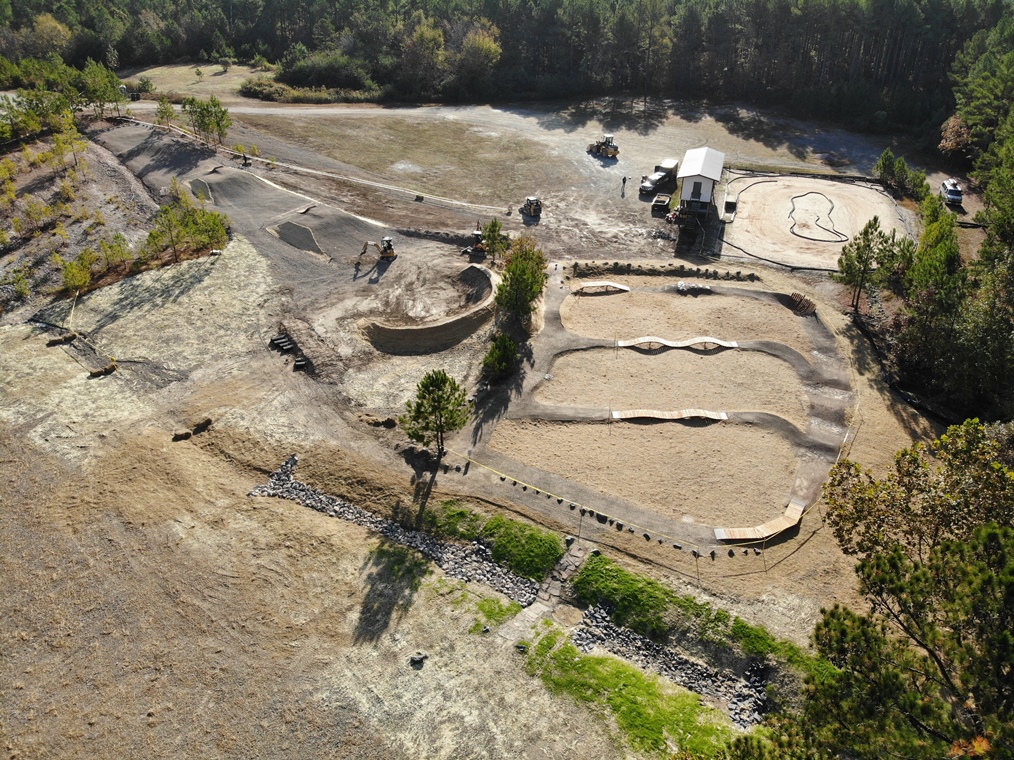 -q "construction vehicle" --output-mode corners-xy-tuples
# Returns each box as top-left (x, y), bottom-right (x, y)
(520, 196), (542, 217)
(587, 134), (619, 158)
(461, 224), (488, 257)
(361, 236), (396, 259)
